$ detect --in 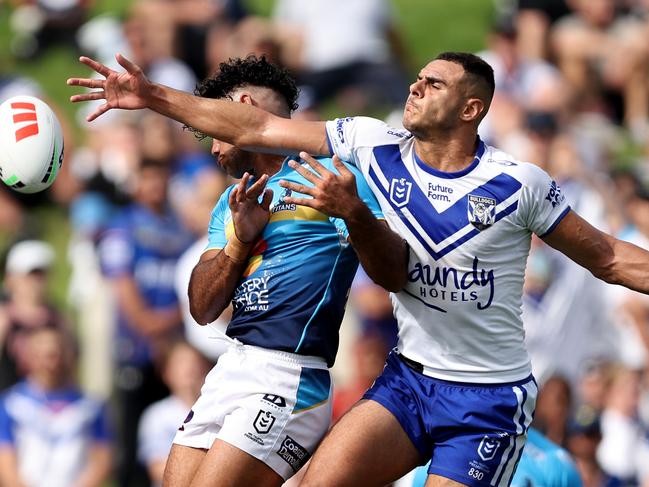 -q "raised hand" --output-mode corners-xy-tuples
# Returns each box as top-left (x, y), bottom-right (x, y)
(229, 173), (274, 243)
(67, 54), (153, 122)
(279, 152), (363, 220)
